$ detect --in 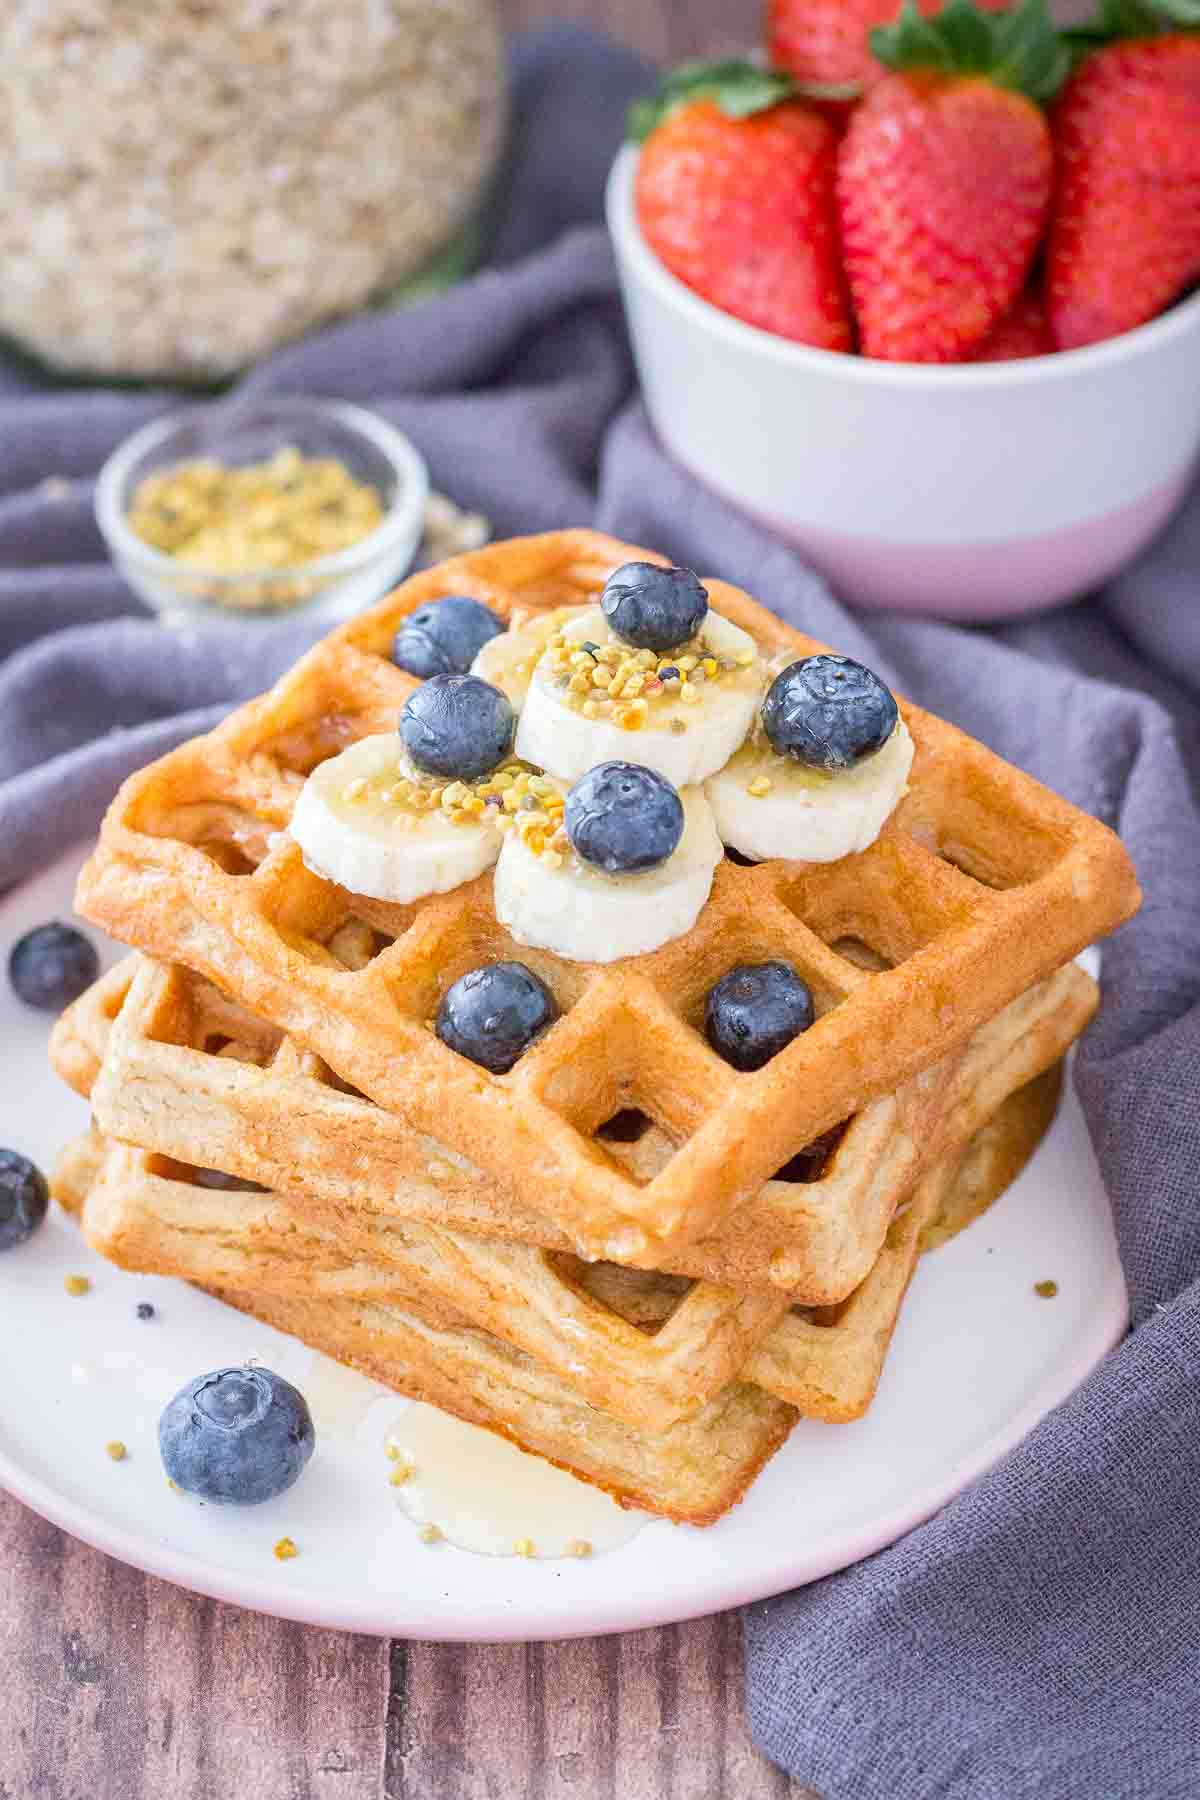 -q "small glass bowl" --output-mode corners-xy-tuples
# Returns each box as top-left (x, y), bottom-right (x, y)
(95, 396), (429, 628)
